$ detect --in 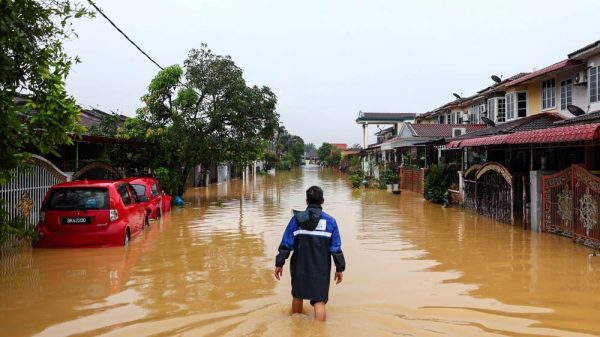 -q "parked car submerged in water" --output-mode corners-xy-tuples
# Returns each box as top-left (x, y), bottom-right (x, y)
(35, 180), (148, 247)
(122, 177), (170, 220)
